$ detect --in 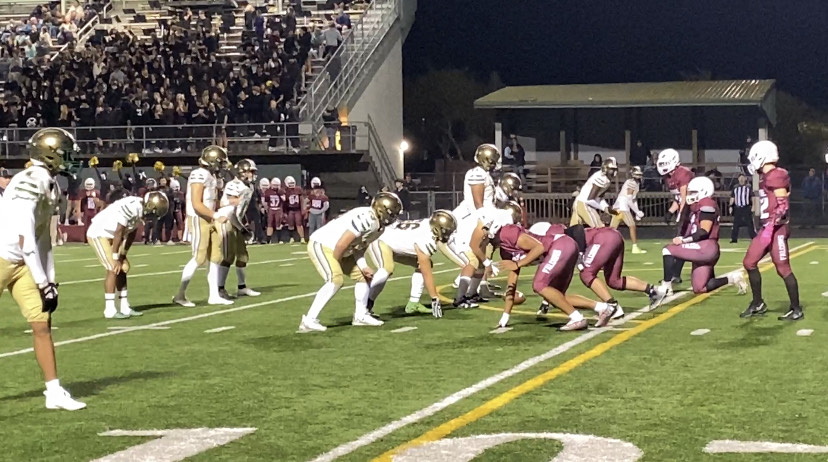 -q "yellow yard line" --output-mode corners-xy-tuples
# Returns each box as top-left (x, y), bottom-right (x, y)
(373, 244), (816, 461)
